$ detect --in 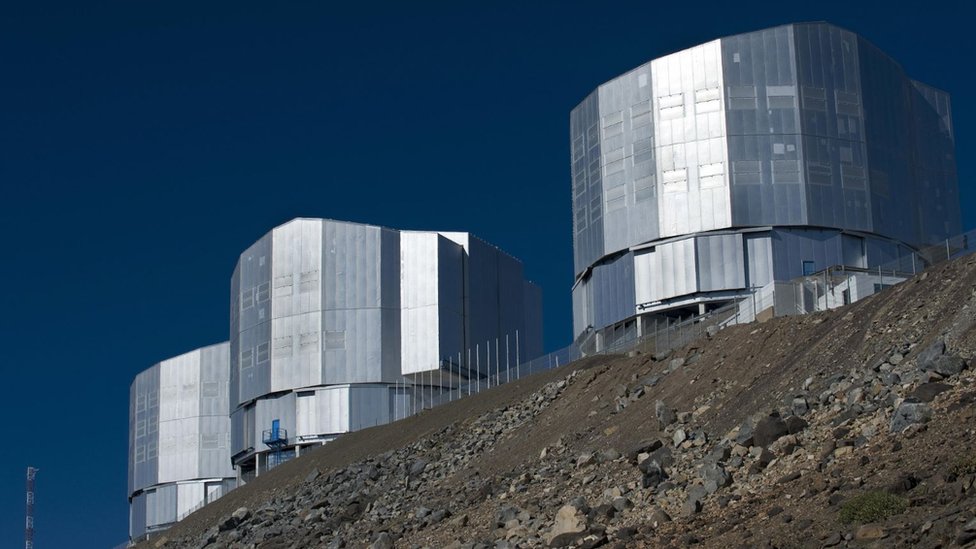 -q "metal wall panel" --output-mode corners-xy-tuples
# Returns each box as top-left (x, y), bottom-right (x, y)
(596, 62), (659, 259)
(146, 484), (176, 528)
(696, 234), (745, 291)
(466, 236), (500, 378)
(130, 344), (233, 492)
(253, 391), (297, 448)
(634, 237), (698, 304)
(745, 233), (774, 288)
(129, 343), (235, 540)
(570, 91), (605, 277)
(321, 221), (397, 385)
(271, 219), (324, 394)
(794, 24), (871, 233)
(437, 235), (465, 363)
(129, 362), (159, 495)
(590, 252), (636, 329)
(400, 232), (441, 374)
(770, 228), (842, 280)
(571, 282), (589, 339)
(521, 281), (544, 360)
(722, 25), (806, 226)
(177, 482), (205, 519)
(130, 492), (147, 539)
(841, 234), (866, 268)
(652, 39), (731, 239)
(910, 81), (961, 244)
